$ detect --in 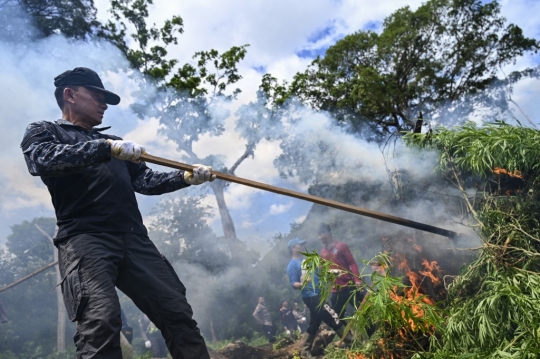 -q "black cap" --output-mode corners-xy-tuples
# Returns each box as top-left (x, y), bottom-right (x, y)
(54, 67), (120, 105)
